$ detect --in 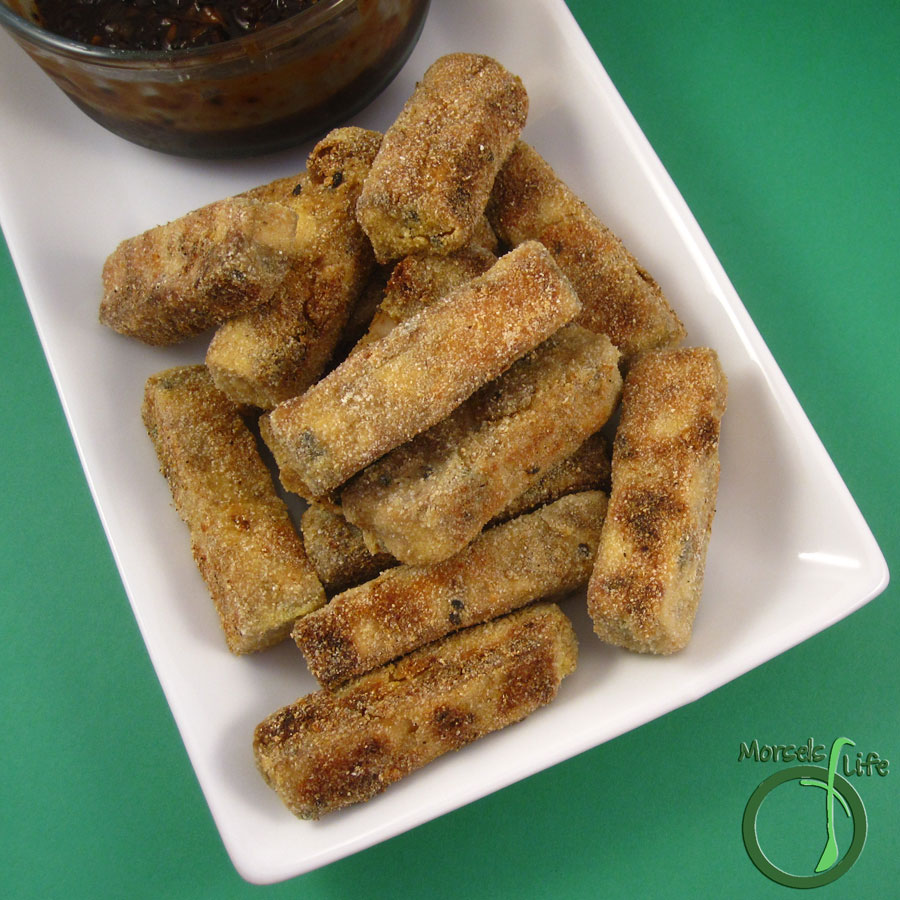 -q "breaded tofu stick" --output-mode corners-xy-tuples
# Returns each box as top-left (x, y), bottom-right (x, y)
(255, 601), (577, 818)
(326, 263), (393, 370)
(352, 218), (496, 352)
(101, 167), (309, 346)
(587, 347), (727, 654)
(142, 365), (326, 653)
(341, 324), (620, 564)
(301, 434), (610, 593)
(300, 503), (398, 595)
(294, 491), (605, 687)
(355, 242), (497, 351)
(356, 53), (528, 262)
(490, 431), (611, 525)
(262, 241), (581, 500)
(100, 198), (299, 345)
(487, 141), (686, 362)
(206, 128), (382, 409)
